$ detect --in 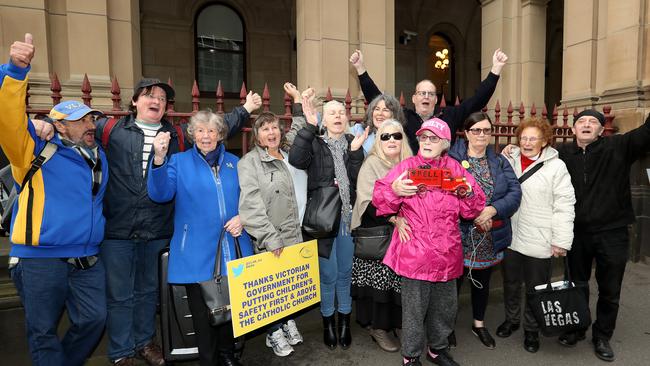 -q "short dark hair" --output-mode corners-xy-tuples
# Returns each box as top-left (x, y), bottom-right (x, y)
(463, 111), (492, 131)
